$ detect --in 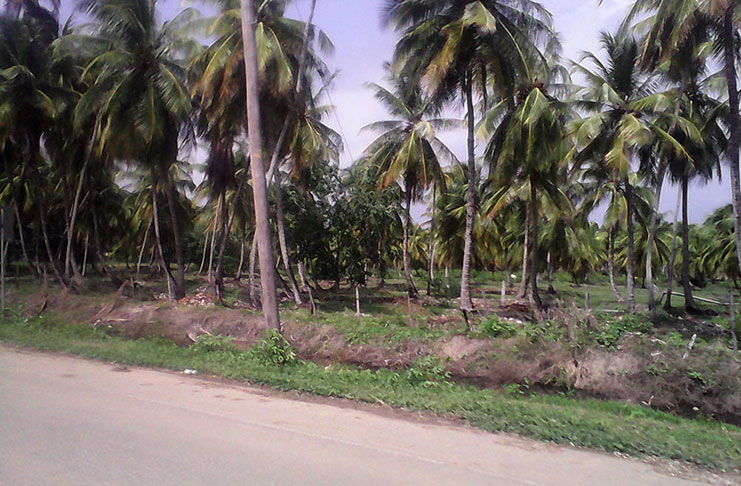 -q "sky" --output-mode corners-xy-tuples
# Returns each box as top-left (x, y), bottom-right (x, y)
(59, 0), (734, 224)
